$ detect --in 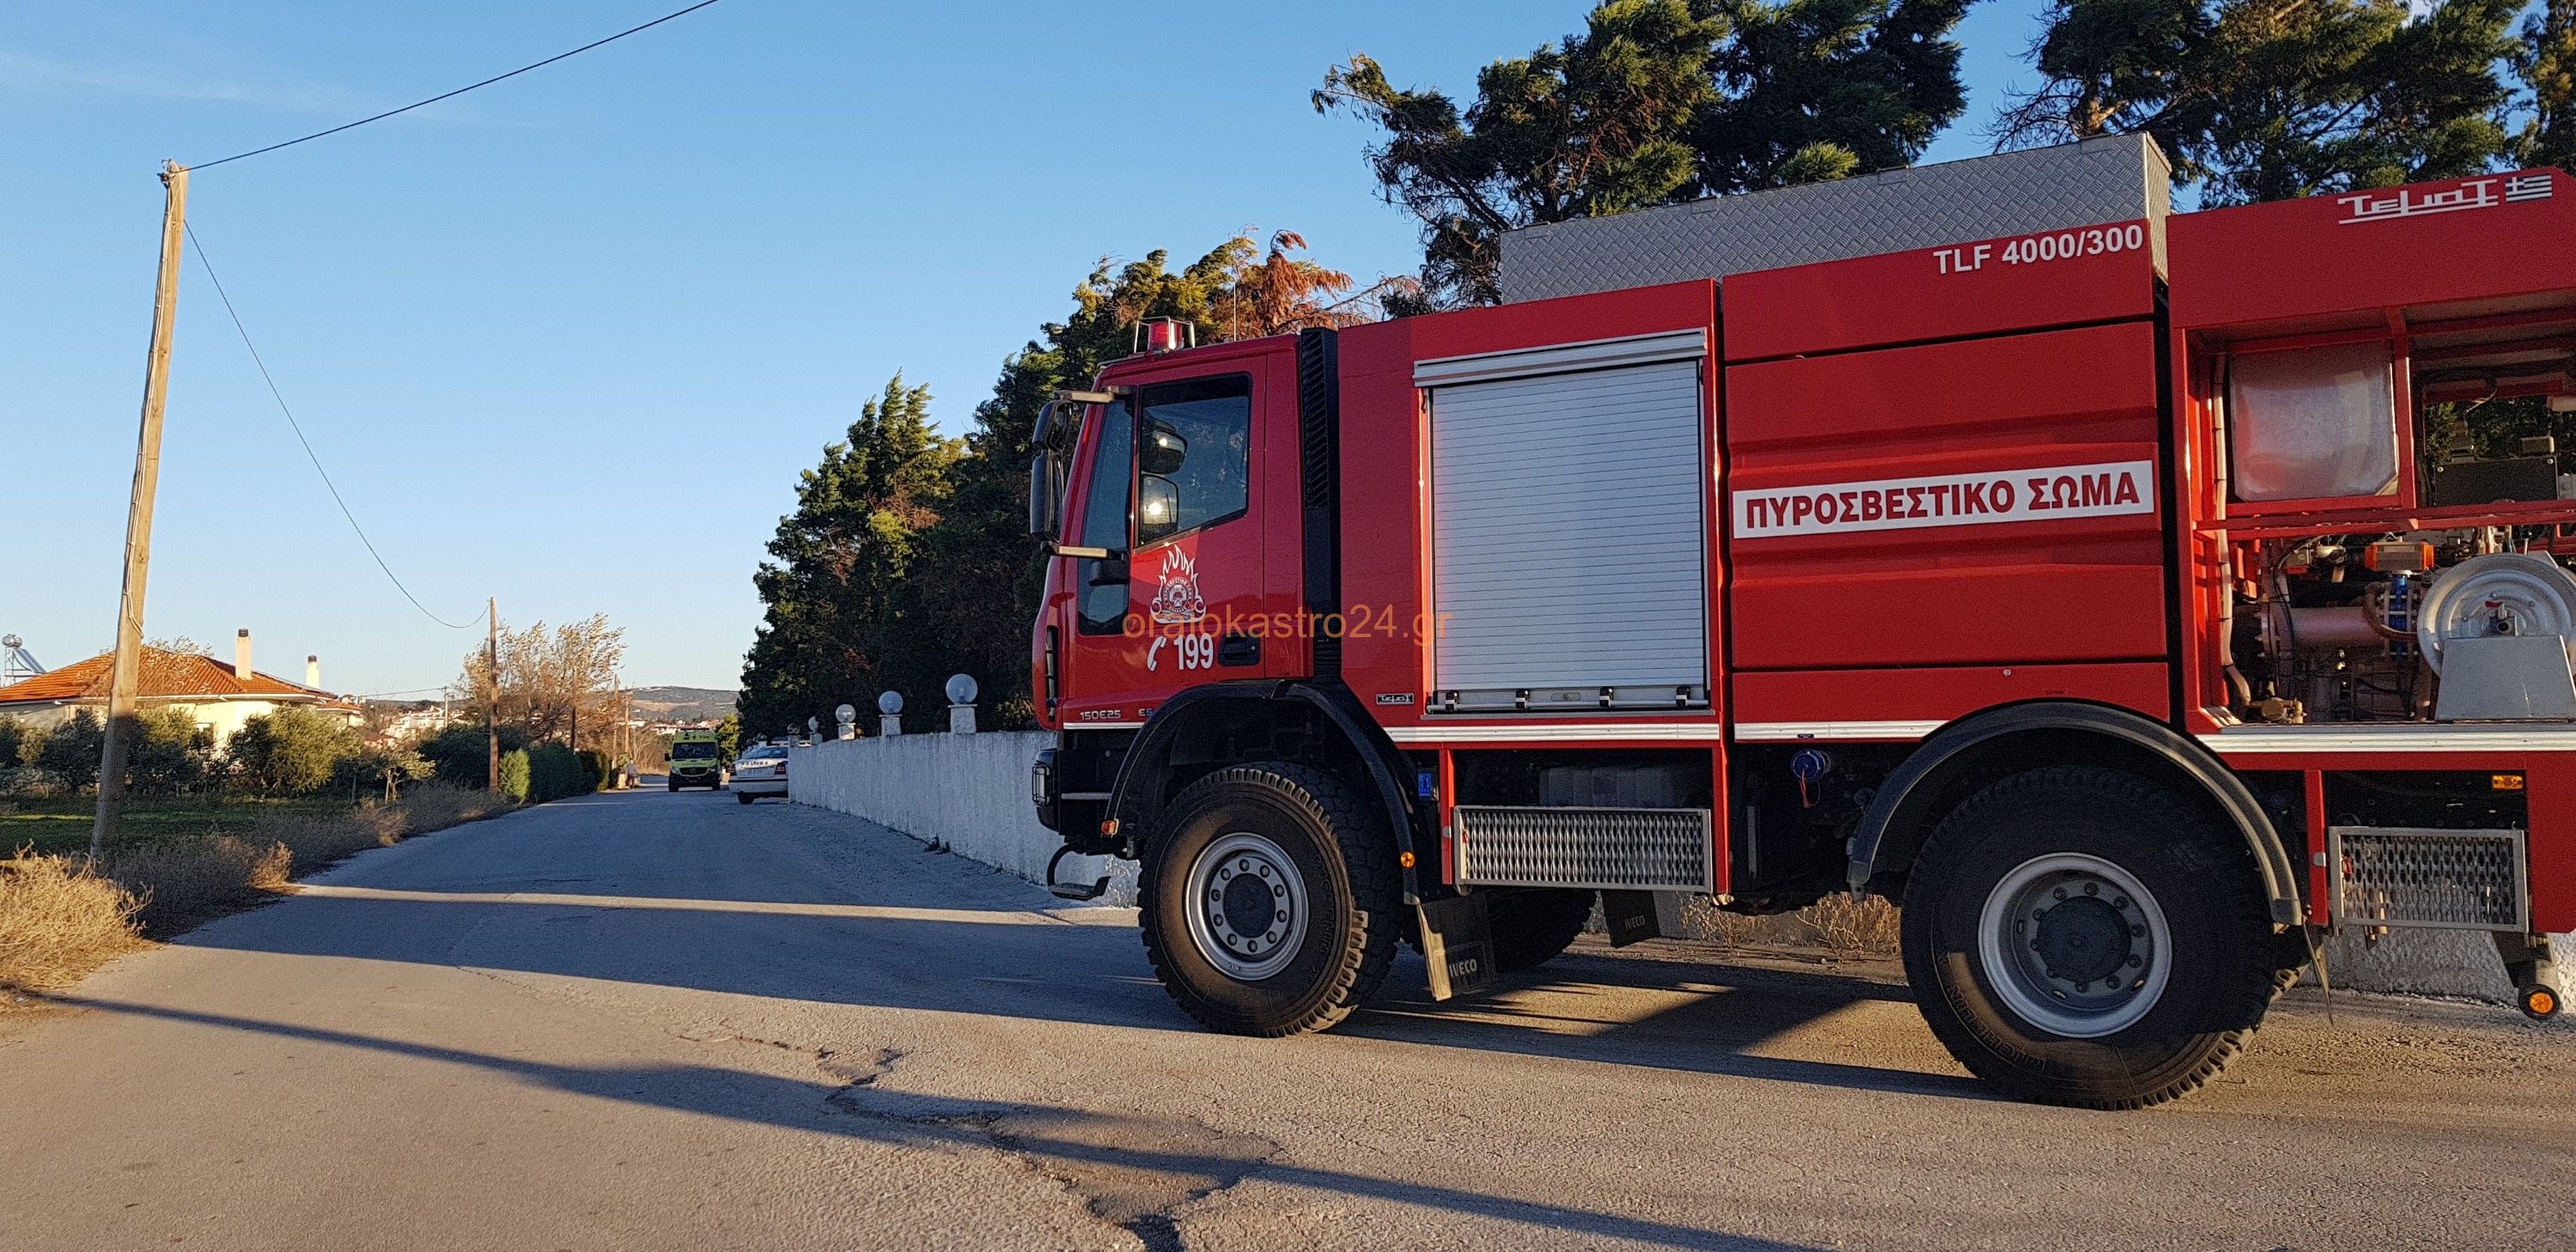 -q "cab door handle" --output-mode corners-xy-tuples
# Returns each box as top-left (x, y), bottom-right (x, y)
(1218, 634), (1260, 666)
